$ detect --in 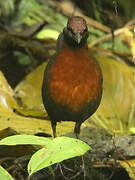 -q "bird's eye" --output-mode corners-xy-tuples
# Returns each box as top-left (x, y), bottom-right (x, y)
(83, 28), (88, 32)
(67, 26), (72, 31)
(67, 27), (75, 34)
